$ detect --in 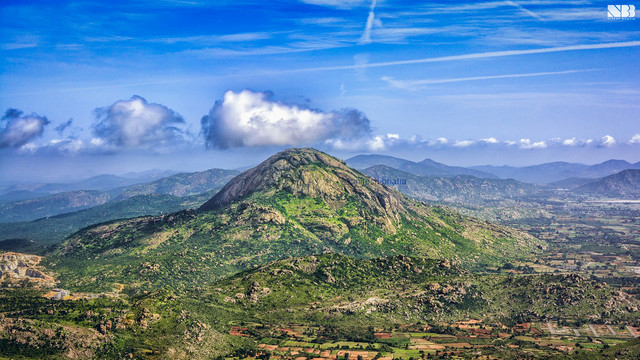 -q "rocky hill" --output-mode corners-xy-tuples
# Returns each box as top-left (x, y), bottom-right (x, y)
(46, 148), (544, 293)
